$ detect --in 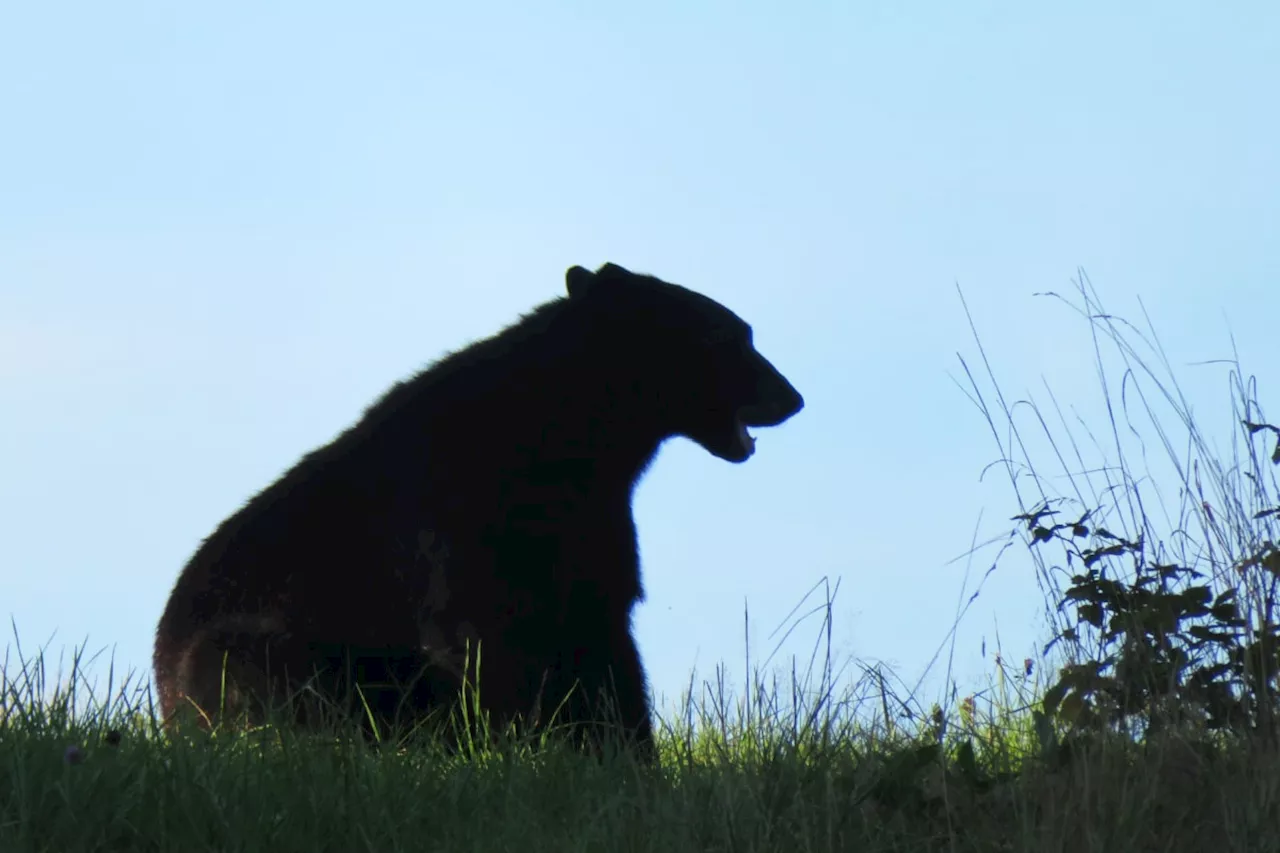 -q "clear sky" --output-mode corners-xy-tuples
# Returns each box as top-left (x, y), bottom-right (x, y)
(2, 1), (1277, 722)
